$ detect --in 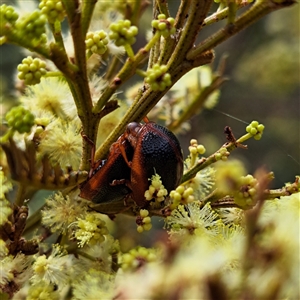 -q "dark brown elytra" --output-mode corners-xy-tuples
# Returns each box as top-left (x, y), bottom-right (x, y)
(118, 118), (184, 207)
(79, 136), (133, 204)
(80, 118), (183, 208)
